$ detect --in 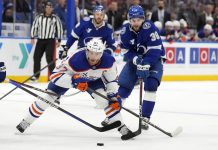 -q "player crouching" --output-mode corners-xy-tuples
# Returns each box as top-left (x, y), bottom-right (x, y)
(16, 38), (134, 140)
